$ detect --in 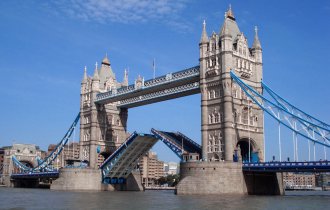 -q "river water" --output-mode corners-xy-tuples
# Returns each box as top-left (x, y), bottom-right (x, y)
(0, 188), (329, 210)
